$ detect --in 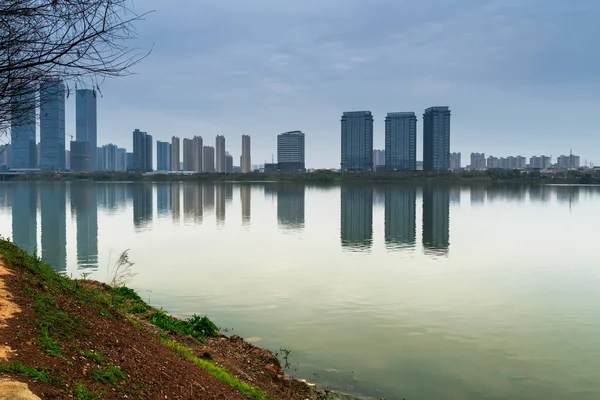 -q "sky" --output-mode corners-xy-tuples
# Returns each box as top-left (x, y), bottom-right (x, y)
(64, 0), (600, 168)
